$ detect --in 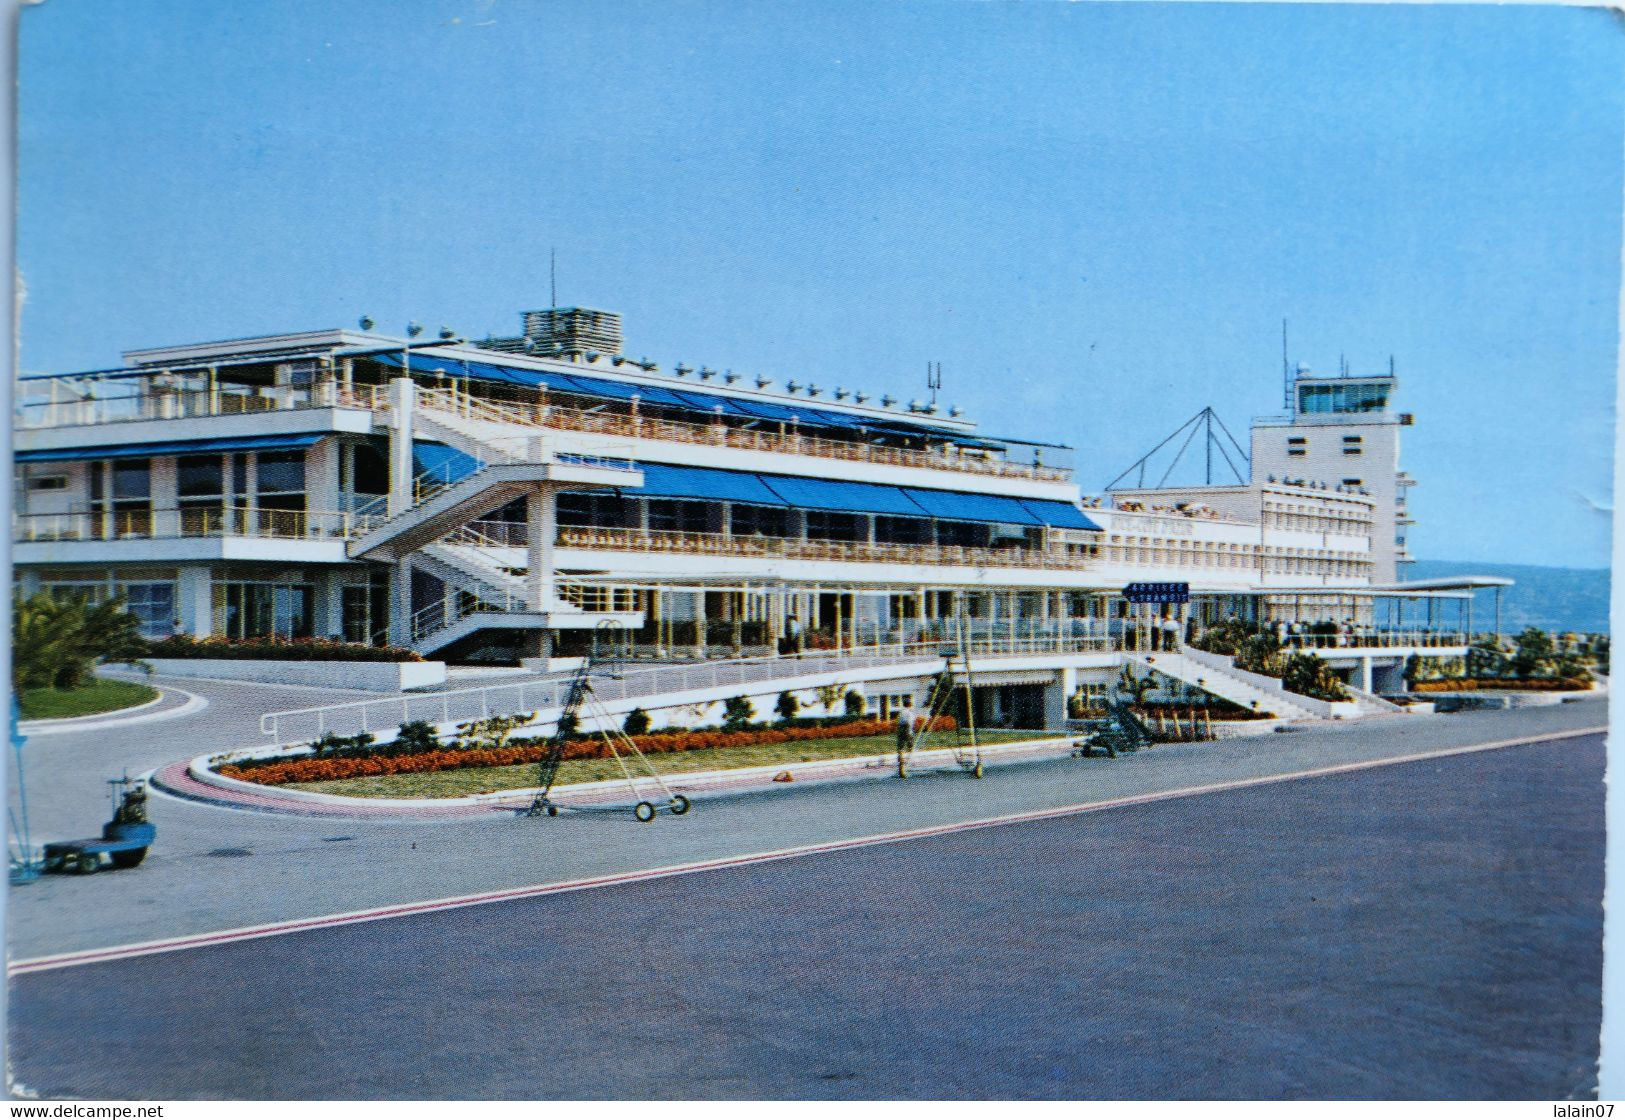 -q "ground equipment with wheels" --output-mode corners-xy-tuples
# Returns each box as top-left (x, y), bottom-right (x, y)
(899, 613), (985, 780)
(524, 623), (691, 823)
(41, 775), (156, 875)
(1073, 698), (1156, 758)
